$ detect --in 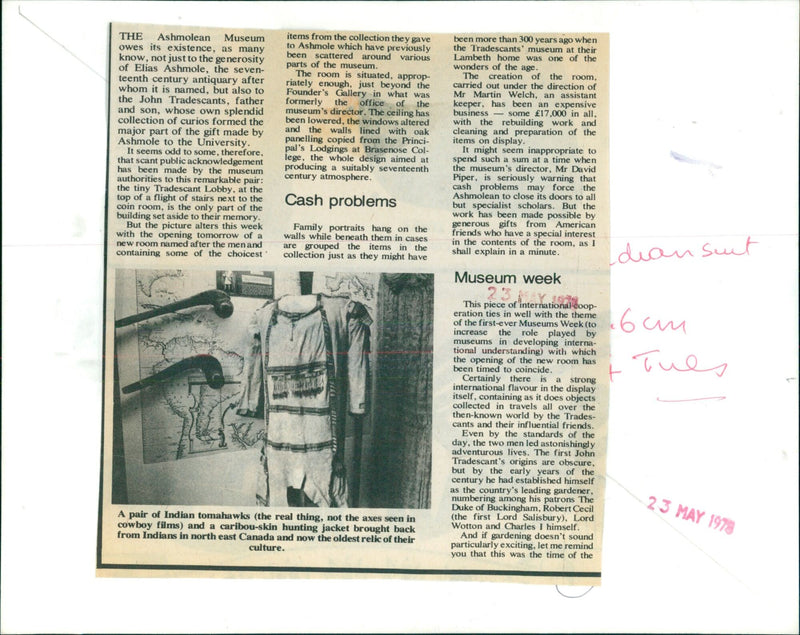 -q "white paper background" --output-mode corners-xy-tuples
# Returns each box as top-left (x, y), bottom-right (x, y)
(2, 2), (798, 632)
